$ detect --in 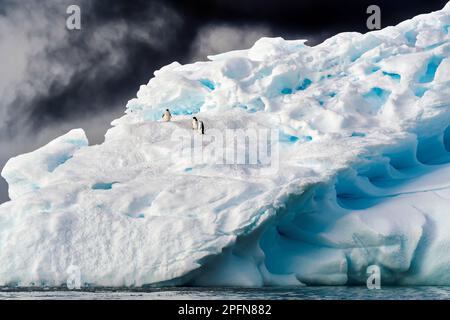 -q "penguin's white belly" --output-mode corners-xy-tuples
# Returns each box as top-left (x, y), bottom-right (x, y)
(163, 112), (171, 122)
